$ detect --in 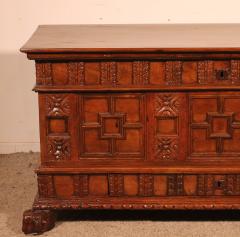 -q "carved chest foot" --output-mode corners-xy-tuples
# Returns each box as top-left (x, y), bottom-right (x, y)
(22, 209), (56, 234)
